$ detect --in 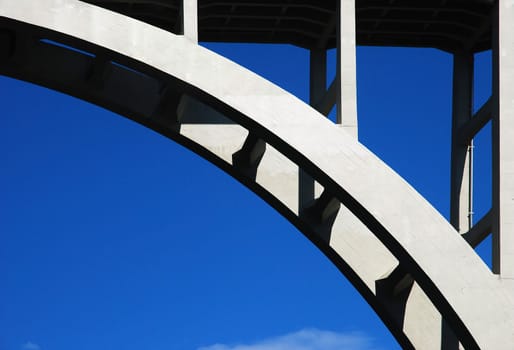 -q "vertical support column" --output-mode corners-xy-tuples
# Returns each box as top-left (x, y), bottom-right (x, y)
(492, 0), (514, 276)
(299, 49), (327, 212)
(446, 53), (472, 347)
(182, 0), (198, 43)
(336, 0), (358, 138)
(450, 52), (474, 233)
(310, 50), (327, 106)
